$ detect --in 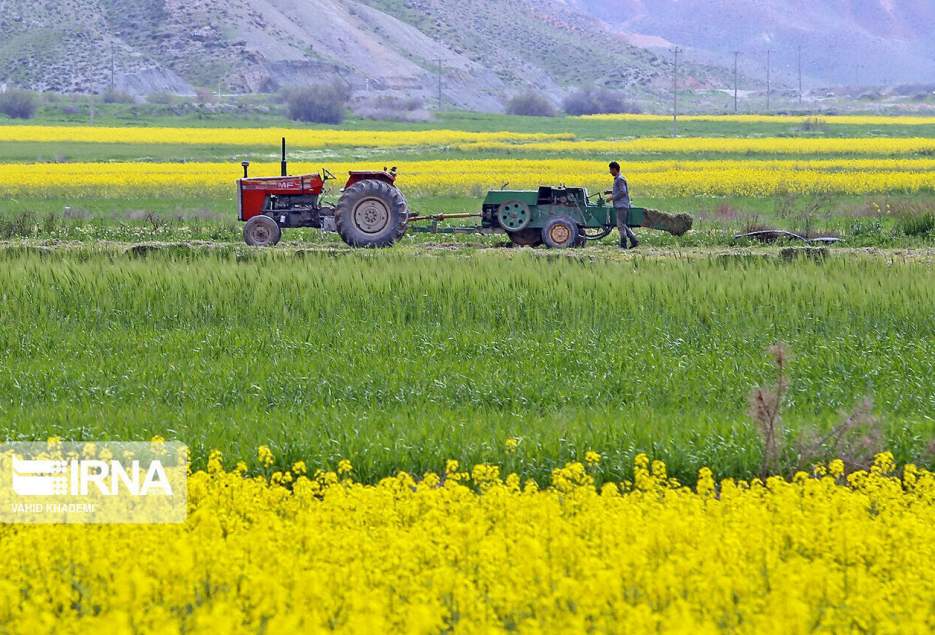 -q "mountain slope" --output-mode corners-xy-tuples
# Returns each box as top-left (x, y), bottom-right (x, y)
(0, 0), (724, 109)
(567, 0), (935, 86)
